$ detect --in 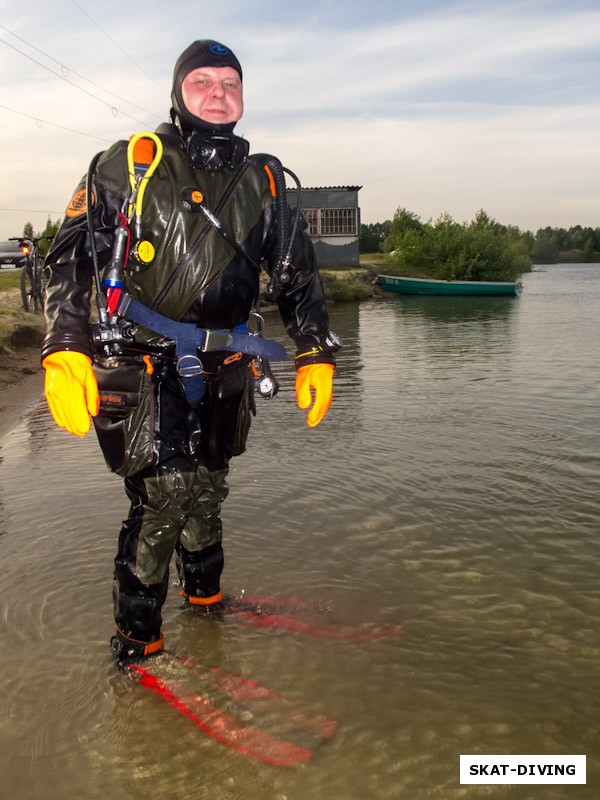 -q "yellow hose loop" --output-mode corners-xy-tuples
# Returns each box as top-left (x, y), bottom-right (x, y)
(126, 131), (164, 219)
